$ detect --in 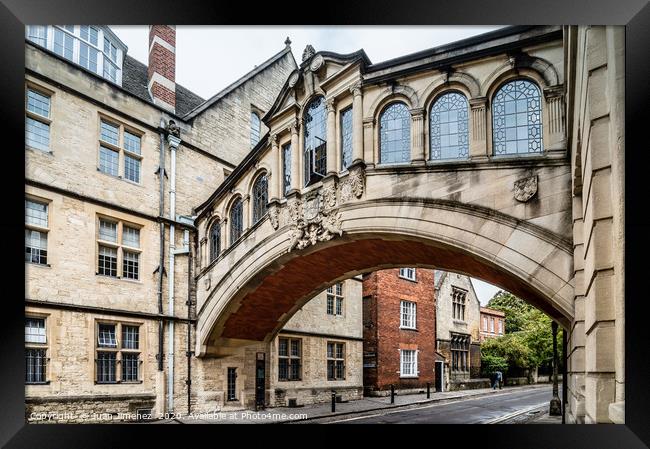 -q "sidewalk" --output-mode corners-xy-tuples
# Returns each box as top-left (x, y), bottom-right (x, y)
(165, 384), (551, 424)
